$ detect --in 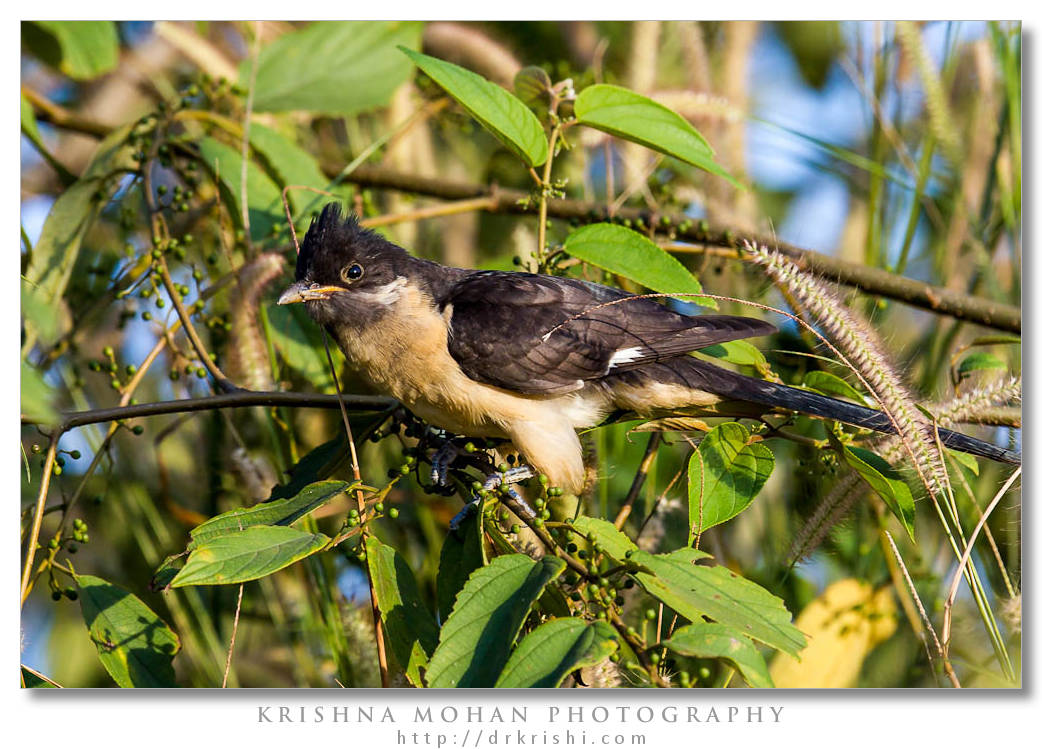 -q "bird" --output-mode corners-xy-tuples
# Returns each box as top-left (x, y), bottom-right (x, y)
(278, 204), (1019, 500)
